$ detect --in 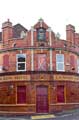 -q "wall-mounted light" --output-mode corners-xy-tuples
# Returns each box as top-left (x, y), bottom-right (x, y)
(7, 84), (14, 96)
(9, 84), (14, 90)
